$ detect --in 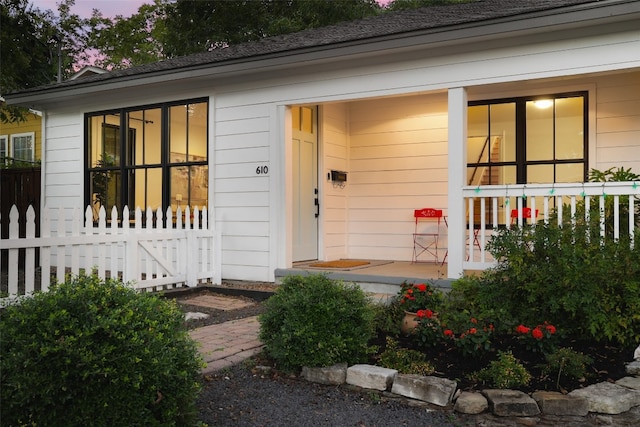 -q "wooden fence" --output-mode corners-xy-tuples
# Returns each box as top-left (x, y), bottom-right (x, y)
(0, 168), (41, 268)
(1, 204), (220, 300)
